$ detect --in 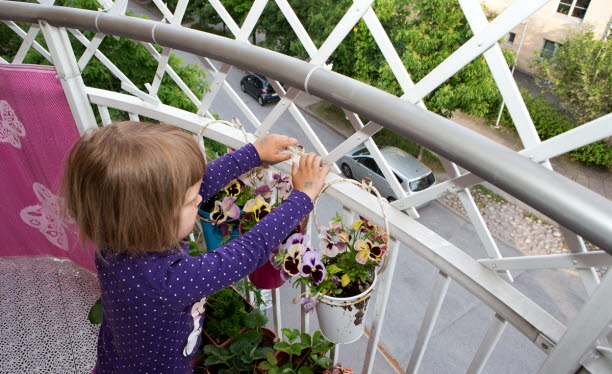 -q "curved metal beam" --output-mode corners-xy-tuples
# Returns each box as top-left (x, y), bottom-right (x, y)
(1, 1), (611, 253)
